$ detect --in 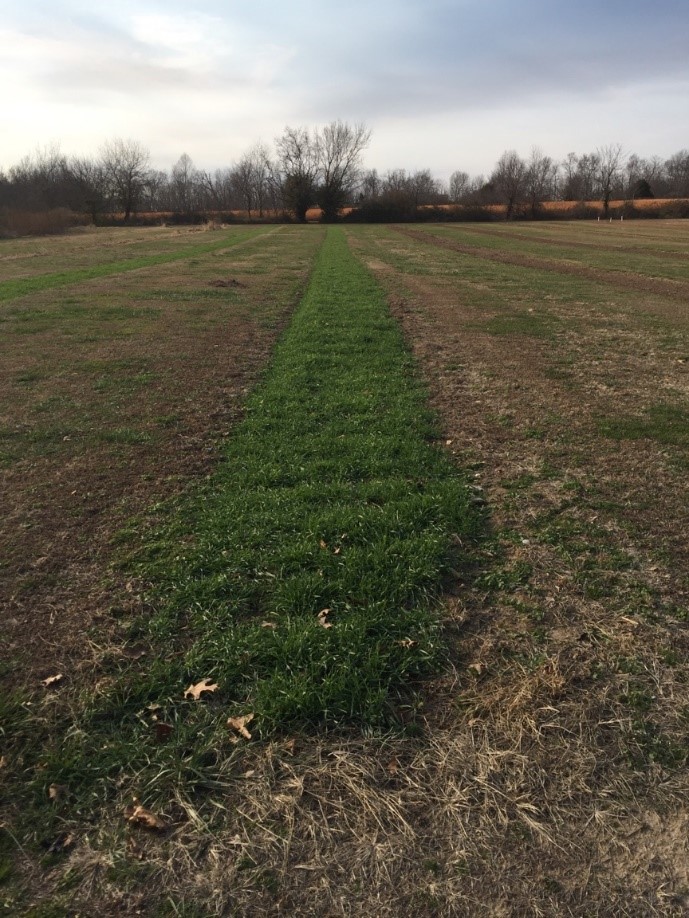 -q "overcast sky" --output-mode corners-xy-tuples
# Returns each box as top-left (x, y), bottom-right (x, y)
(2, 0), (688, 179)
